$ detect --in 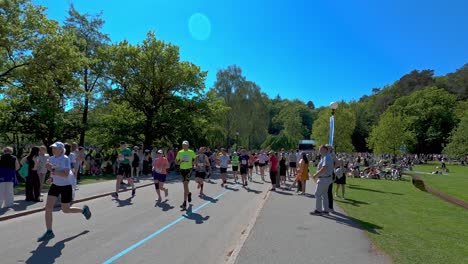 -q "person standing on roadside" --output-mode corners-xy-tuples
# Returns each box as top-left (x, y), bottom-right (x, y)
(176, 141), (196, 210)
(22, 147), (41, 202)
(37, 142), (91, 242)
(327, 145), (339, 212)
(37, 146), (50, 197)
(0, 147), (20, 208)
(311, 145), (333, 216)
